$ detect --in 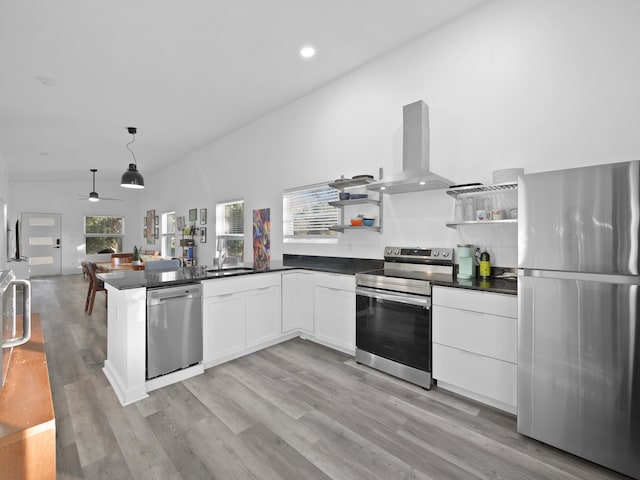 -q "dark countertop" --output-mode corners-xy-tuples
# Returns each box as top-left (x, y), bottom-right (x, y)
(432, 276), (517, 295)
(283, 254), (384, 275)
(98, 262), (296, 290)
(98, 255), (517, 295)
